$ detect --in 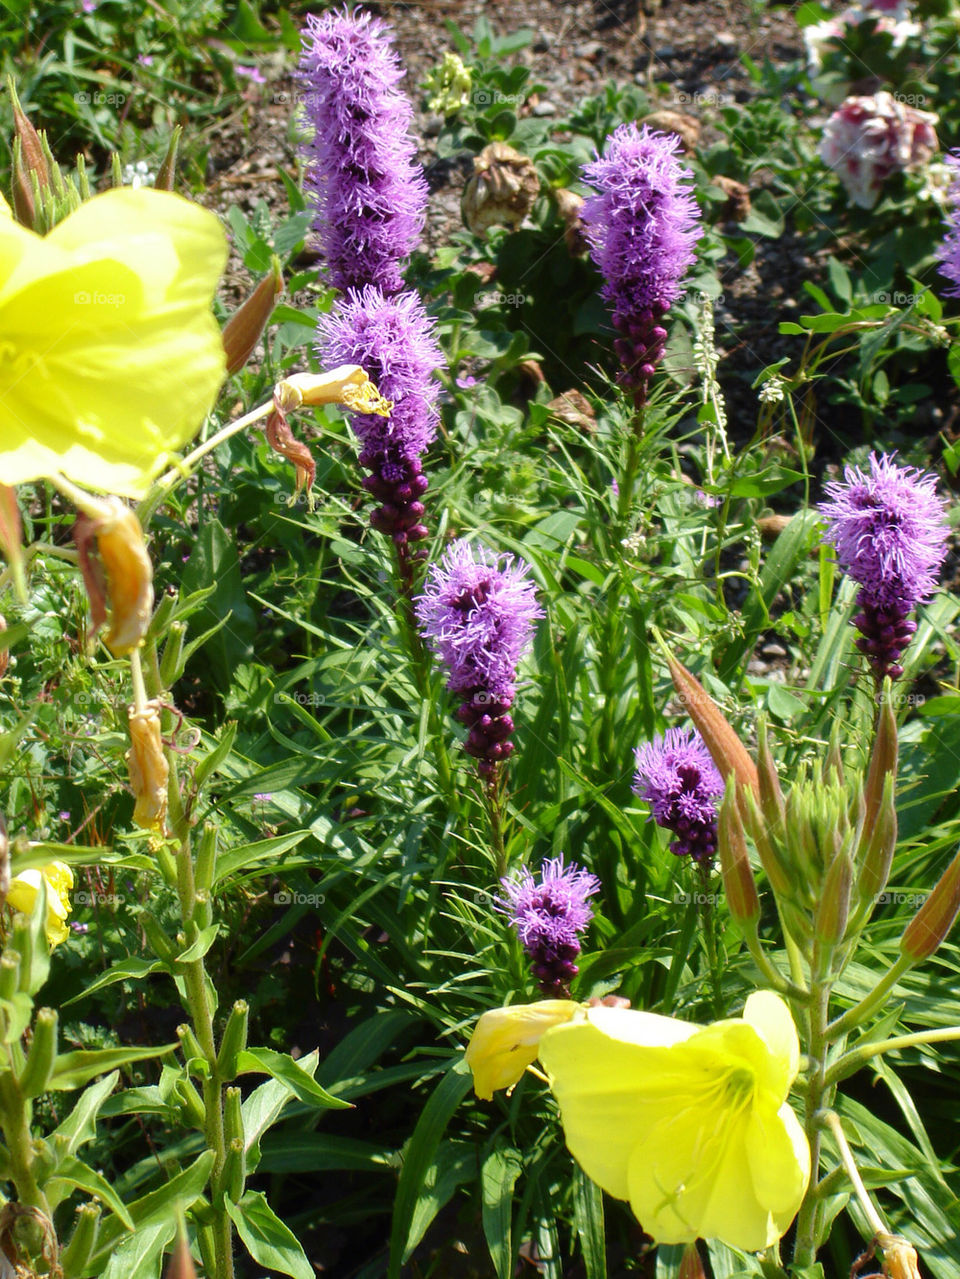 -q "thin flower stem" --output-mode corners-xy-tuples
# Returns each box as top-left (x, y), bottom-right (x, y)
(825, 1024), (960, 1087)
(826, 952), (913, 1039)
(820, 1110), (887, 1236)
(486, 768), (508, 880)
(793, 977), (831, 1266)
